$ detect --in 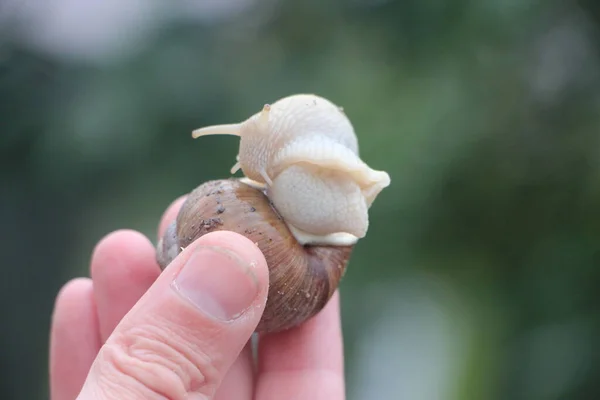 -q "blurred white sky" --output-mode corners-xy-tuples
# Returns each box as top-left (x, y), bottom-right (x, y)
(0, 0), (258, 63)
